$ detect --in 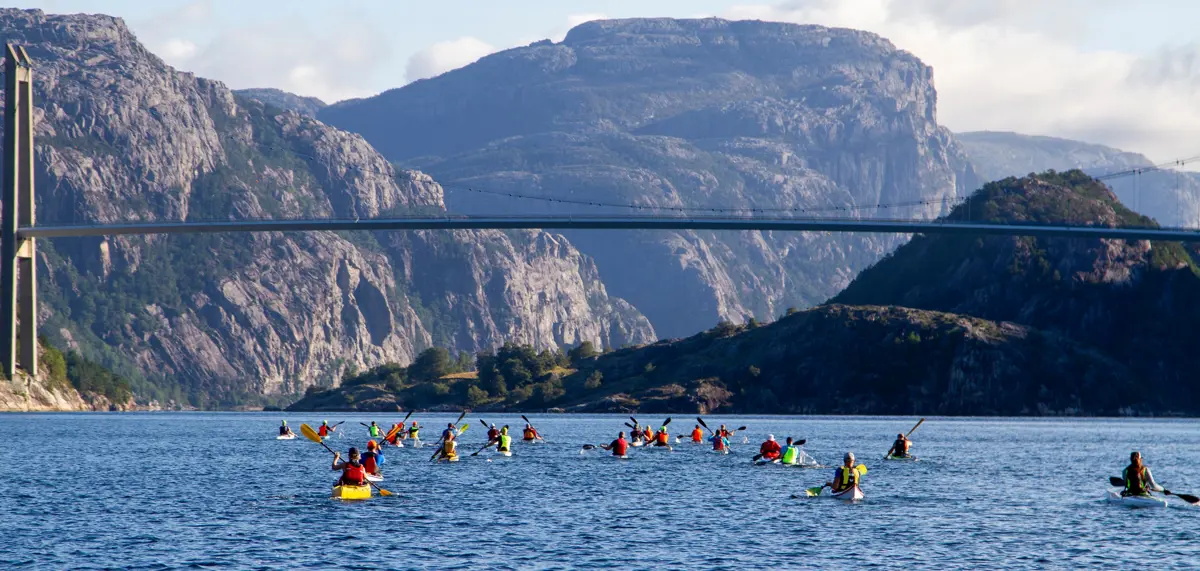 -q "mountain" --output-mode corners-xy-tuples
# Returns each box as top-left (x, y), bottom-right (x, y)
(834, 169), (1200, 412)
(1, 8), (653, 408)
(320, 18), (979, 338)
(289, 304), (1135, 415)
(0, 338), (138, 412)
(957, 131), (1200, 228)
(234, 88), (326, 118)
